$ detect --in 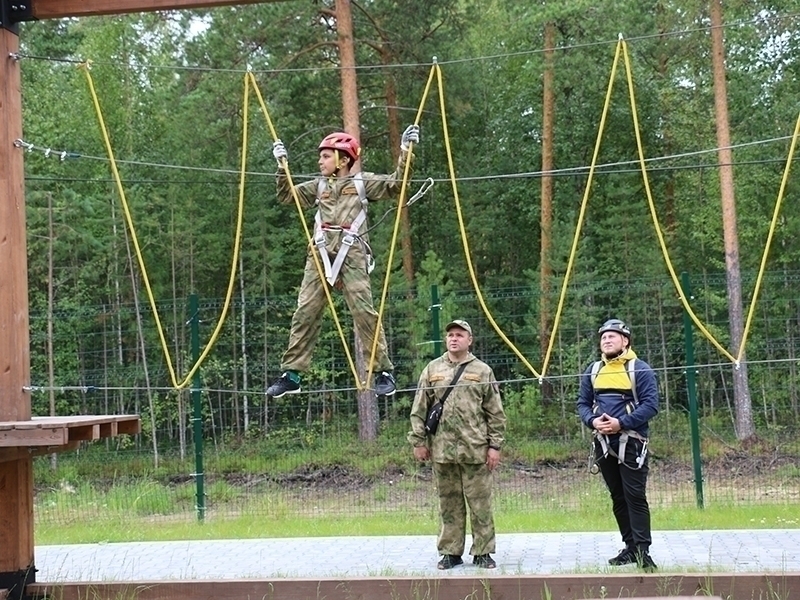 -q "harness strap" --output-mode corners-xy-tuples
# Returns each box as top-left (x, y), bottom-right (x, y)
(590, 357), (638, 405)
(593, 429), (648, 470)
(313, 173), (372, 286)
